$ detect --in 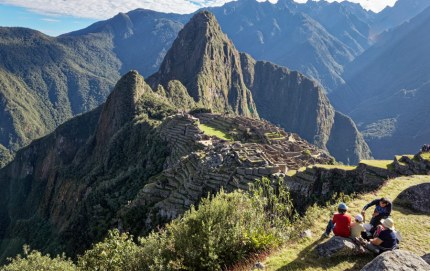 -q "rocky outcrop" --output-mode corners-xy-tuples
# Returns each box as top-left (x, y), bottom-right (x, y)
(422, 254), (430, 265)
(361, 250), (430, 271)
(396, 183), (430, 214)
(392, 154), (430, 176)
(316, 236), (367, 258)
(147, 11), (258, 118)
(94, 70), (150, 148)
